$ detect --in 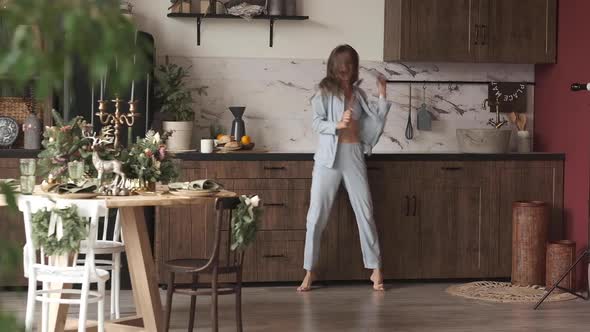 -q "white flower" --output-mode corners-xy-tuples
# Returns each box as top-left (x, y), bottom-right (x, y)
(244, 197), (251, 206)
(152, 132), (161, 144)
(250, 195), (260, 208)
